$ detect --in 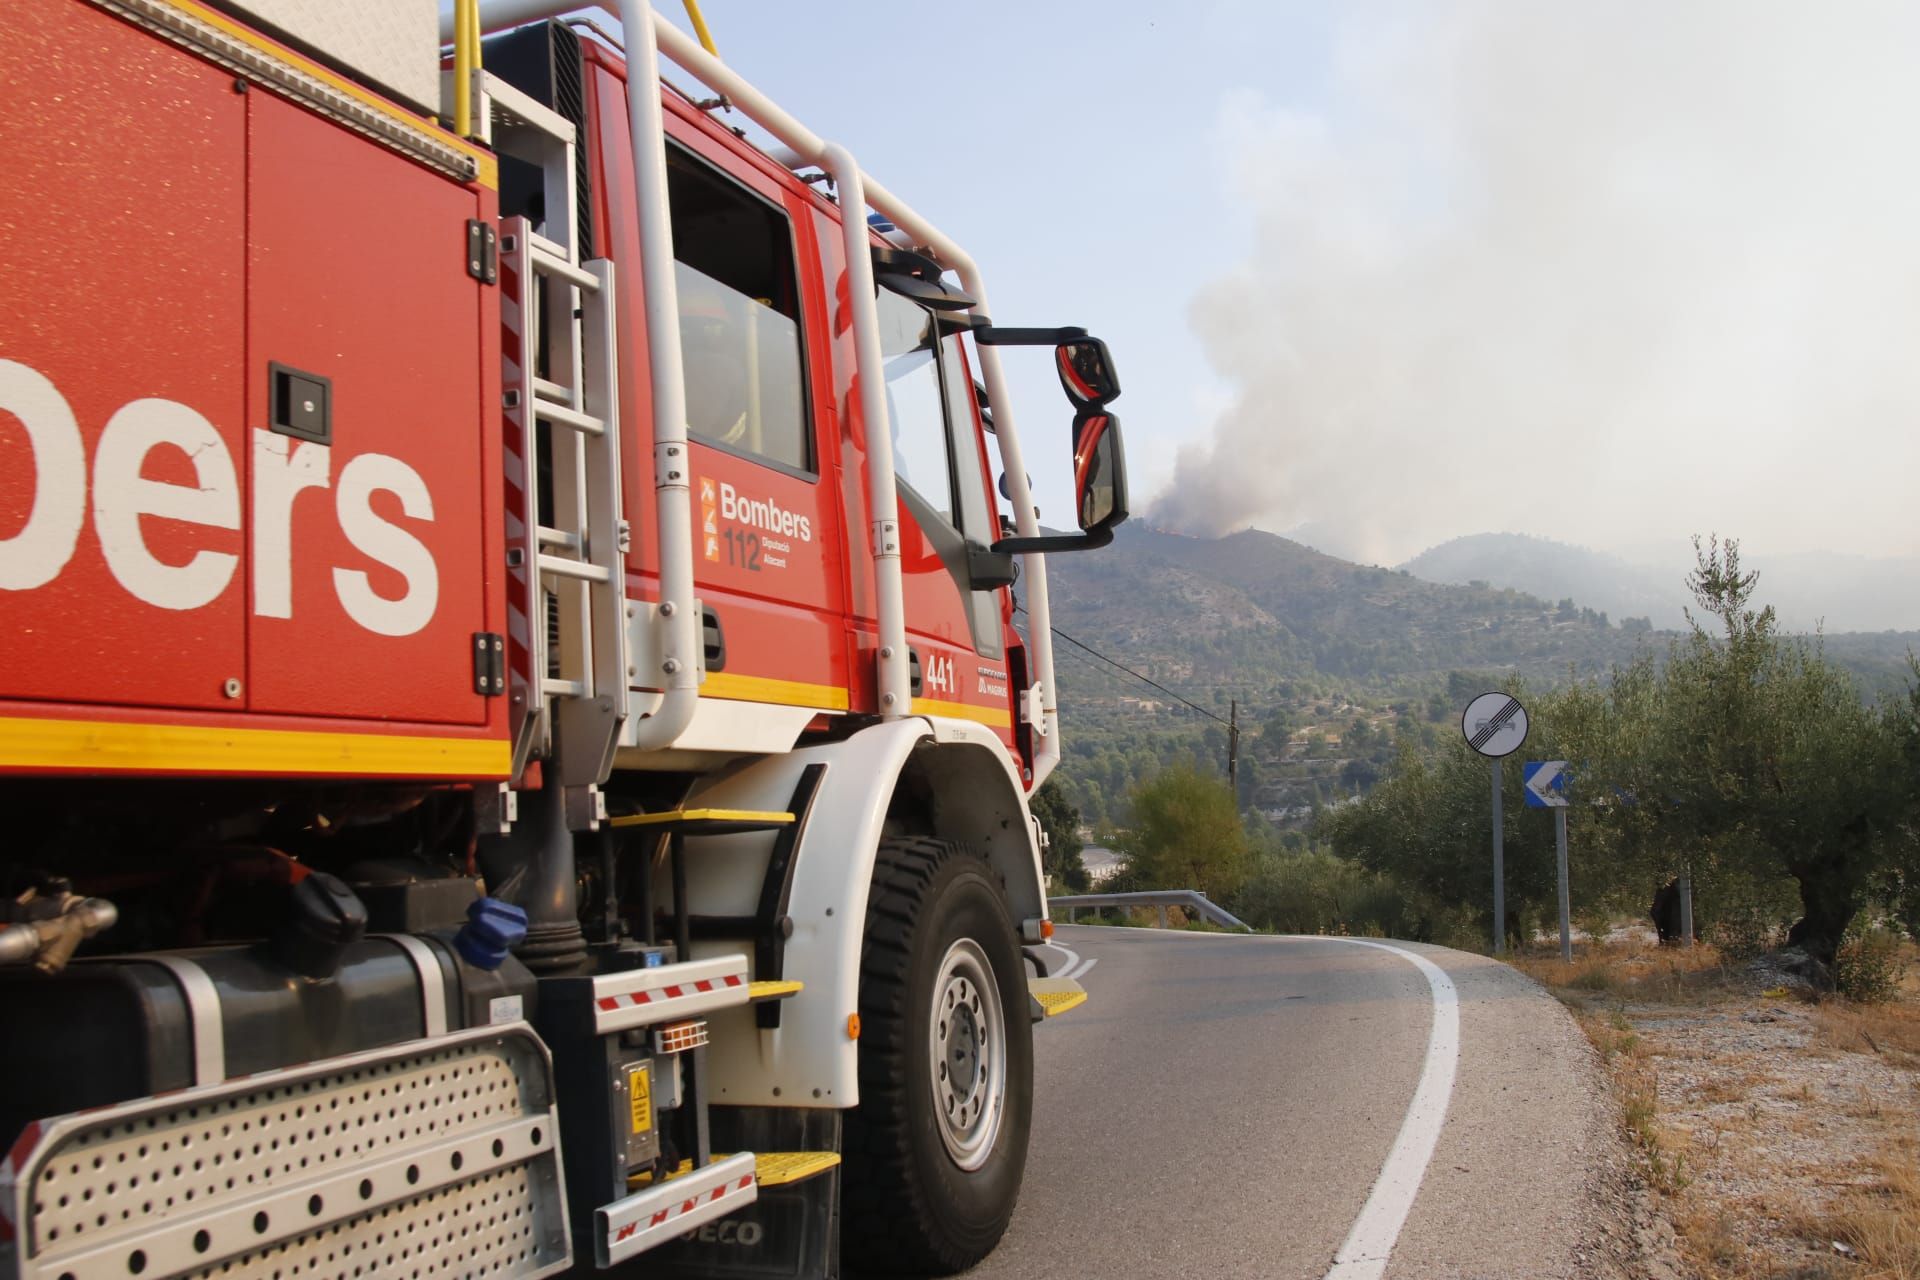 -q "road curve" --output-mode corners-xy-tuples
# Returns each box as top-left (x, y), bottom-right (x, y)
(964, 927), (1631, 1280)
